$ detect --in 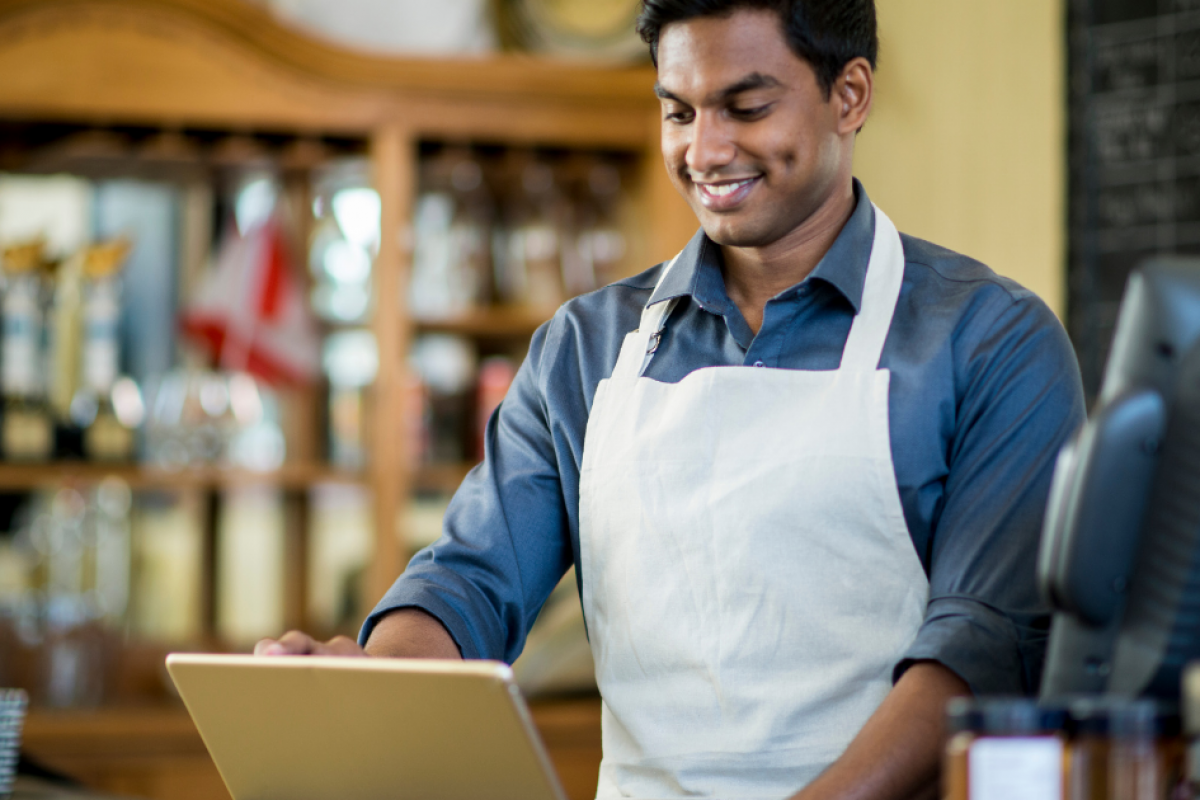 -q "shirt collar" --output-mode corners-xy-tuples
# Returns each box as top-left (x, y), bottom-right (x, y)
(647, 179), (876, 315)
